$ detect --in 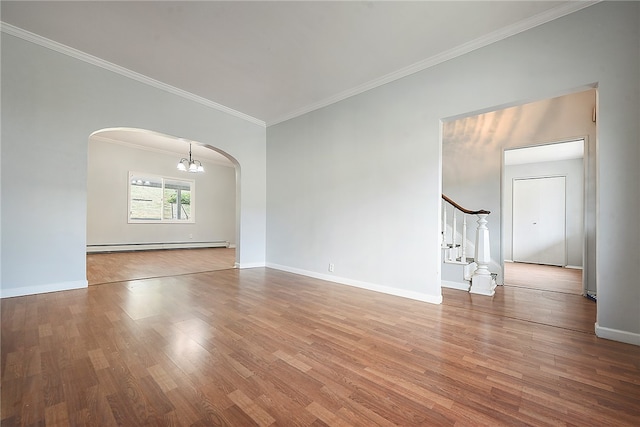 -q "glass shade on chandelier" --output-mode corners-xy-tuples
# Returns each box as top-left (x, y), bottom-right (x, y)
(177, 142), (204, 173)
